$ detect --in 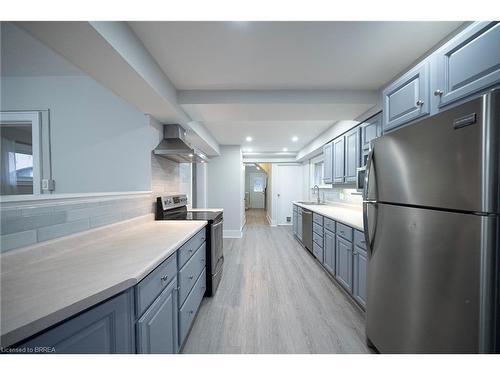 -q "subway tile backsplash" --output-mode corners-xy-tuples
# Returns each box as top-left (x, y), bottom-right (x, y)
(310, 187), (363, 205)
(0, 194), (154, 252)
